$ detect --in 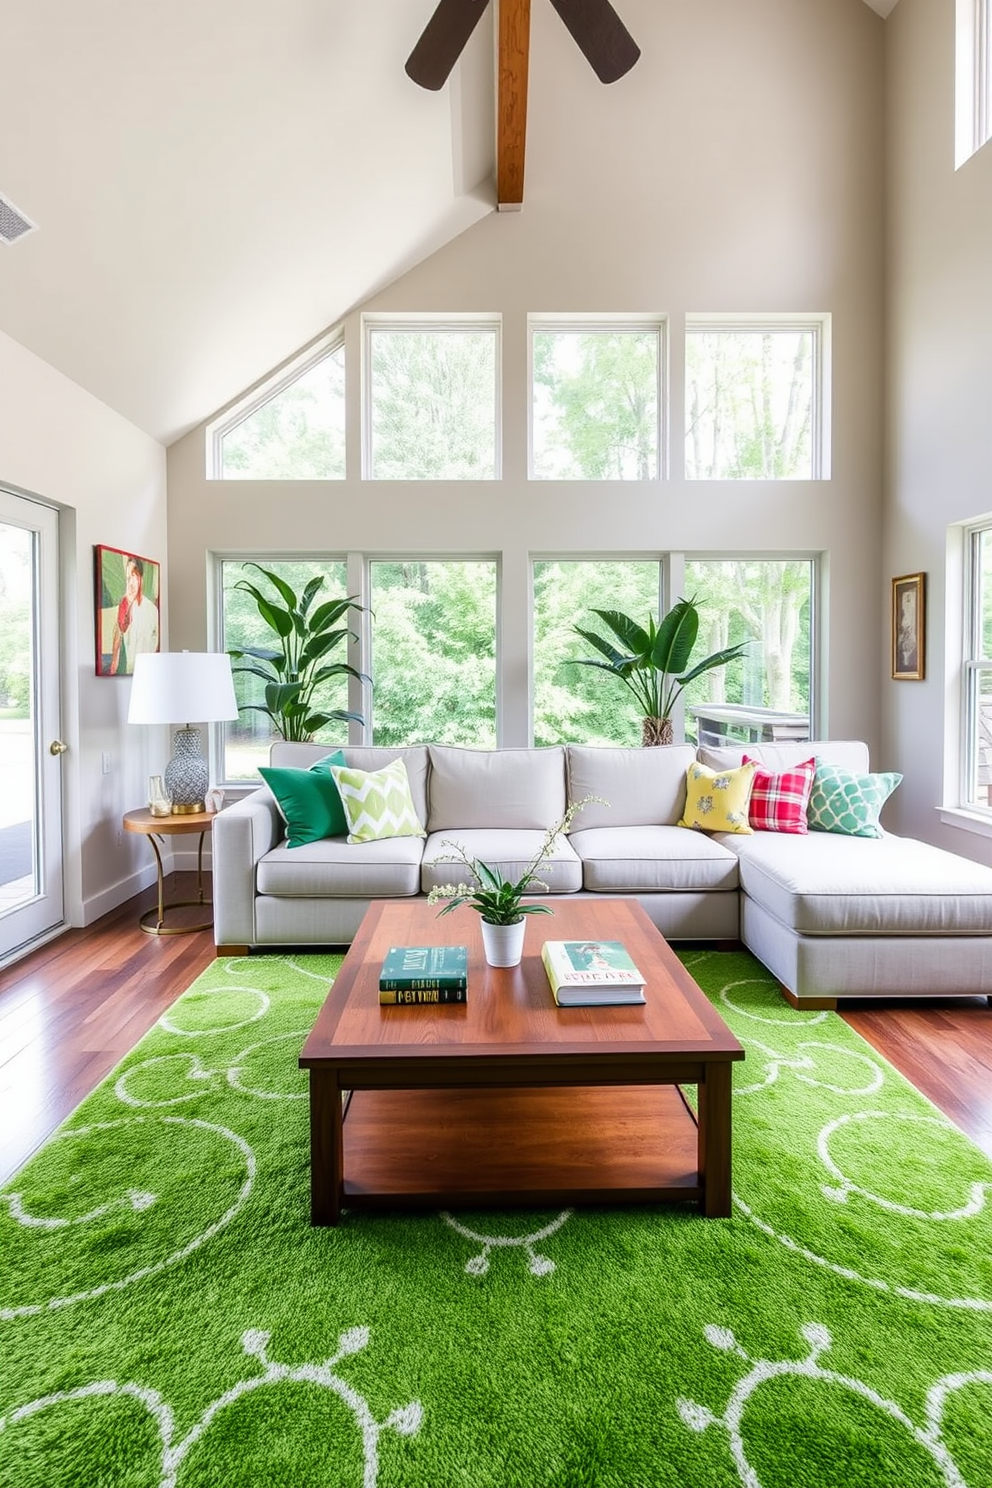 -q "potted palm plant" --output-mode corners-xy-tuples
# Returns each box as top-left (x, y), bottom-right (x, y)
(228, 563), (369, 742)
(570, 596), (748, 746)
